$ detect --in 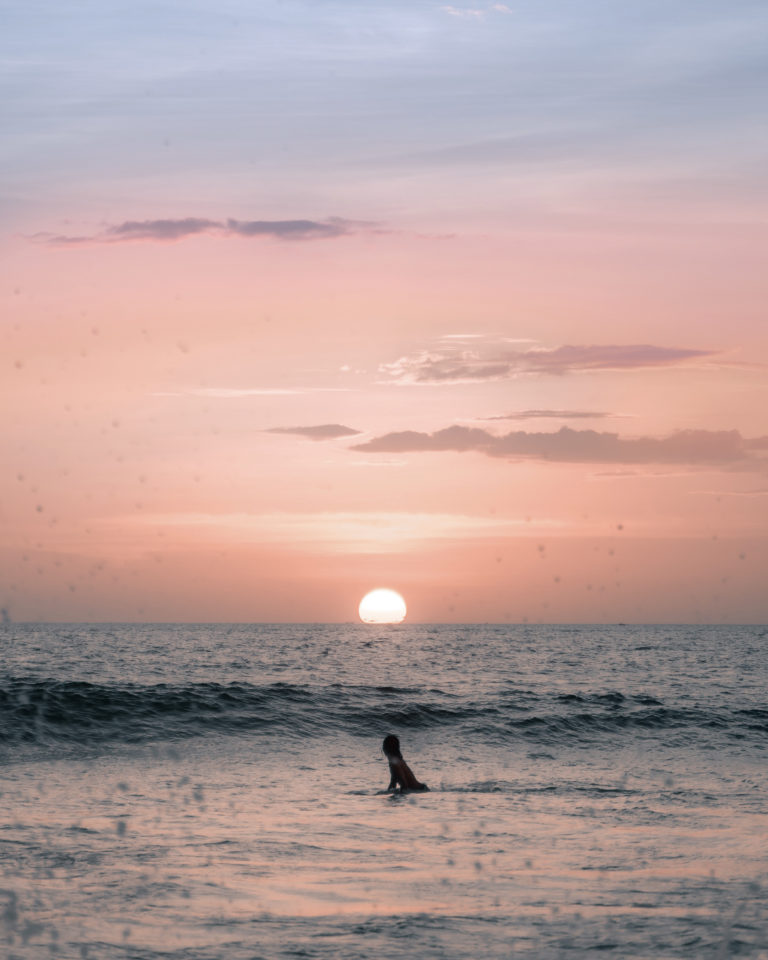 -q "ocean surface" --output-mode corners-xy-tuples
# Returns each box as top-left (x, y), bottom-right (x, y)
(1, 623), (767, 959)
